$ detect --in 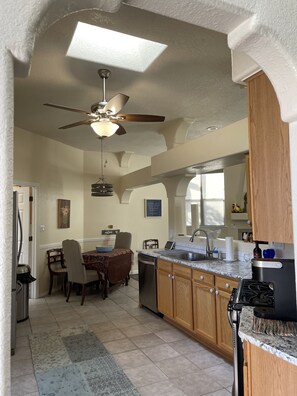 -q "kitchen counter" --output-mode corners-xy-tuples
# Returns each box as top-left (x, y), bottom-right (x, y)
(138, 249), (252, 279)
(239, 306), (297, 367)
